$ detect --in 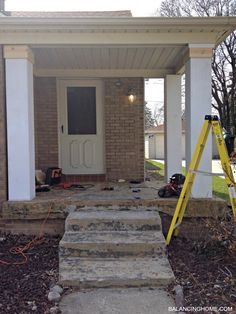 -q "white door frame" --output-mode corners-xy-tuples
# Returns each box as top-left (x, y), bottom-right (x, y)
(57, 78), (105, 174)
